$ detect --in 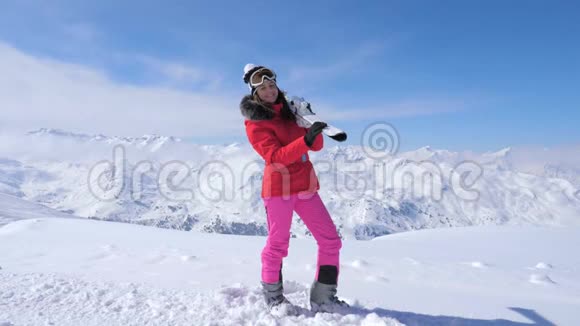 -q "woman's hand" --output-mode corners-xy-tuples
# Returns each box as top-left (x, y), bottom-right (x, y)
(304, 122), (327, 147)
